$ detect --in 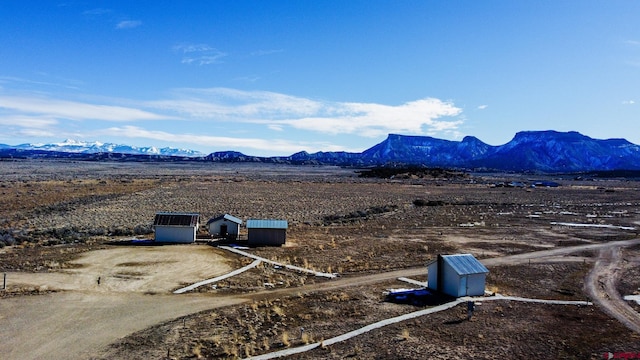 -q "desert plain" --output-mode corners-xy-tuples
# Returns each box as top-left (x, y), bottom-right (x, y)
(0, 160), (639, 359)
